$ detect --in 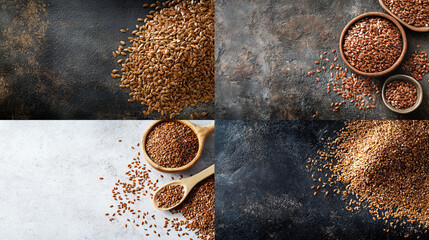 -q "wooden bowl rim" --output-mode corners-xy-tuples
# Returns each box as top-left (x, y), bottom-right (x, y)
(339, 12), (408, 77)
